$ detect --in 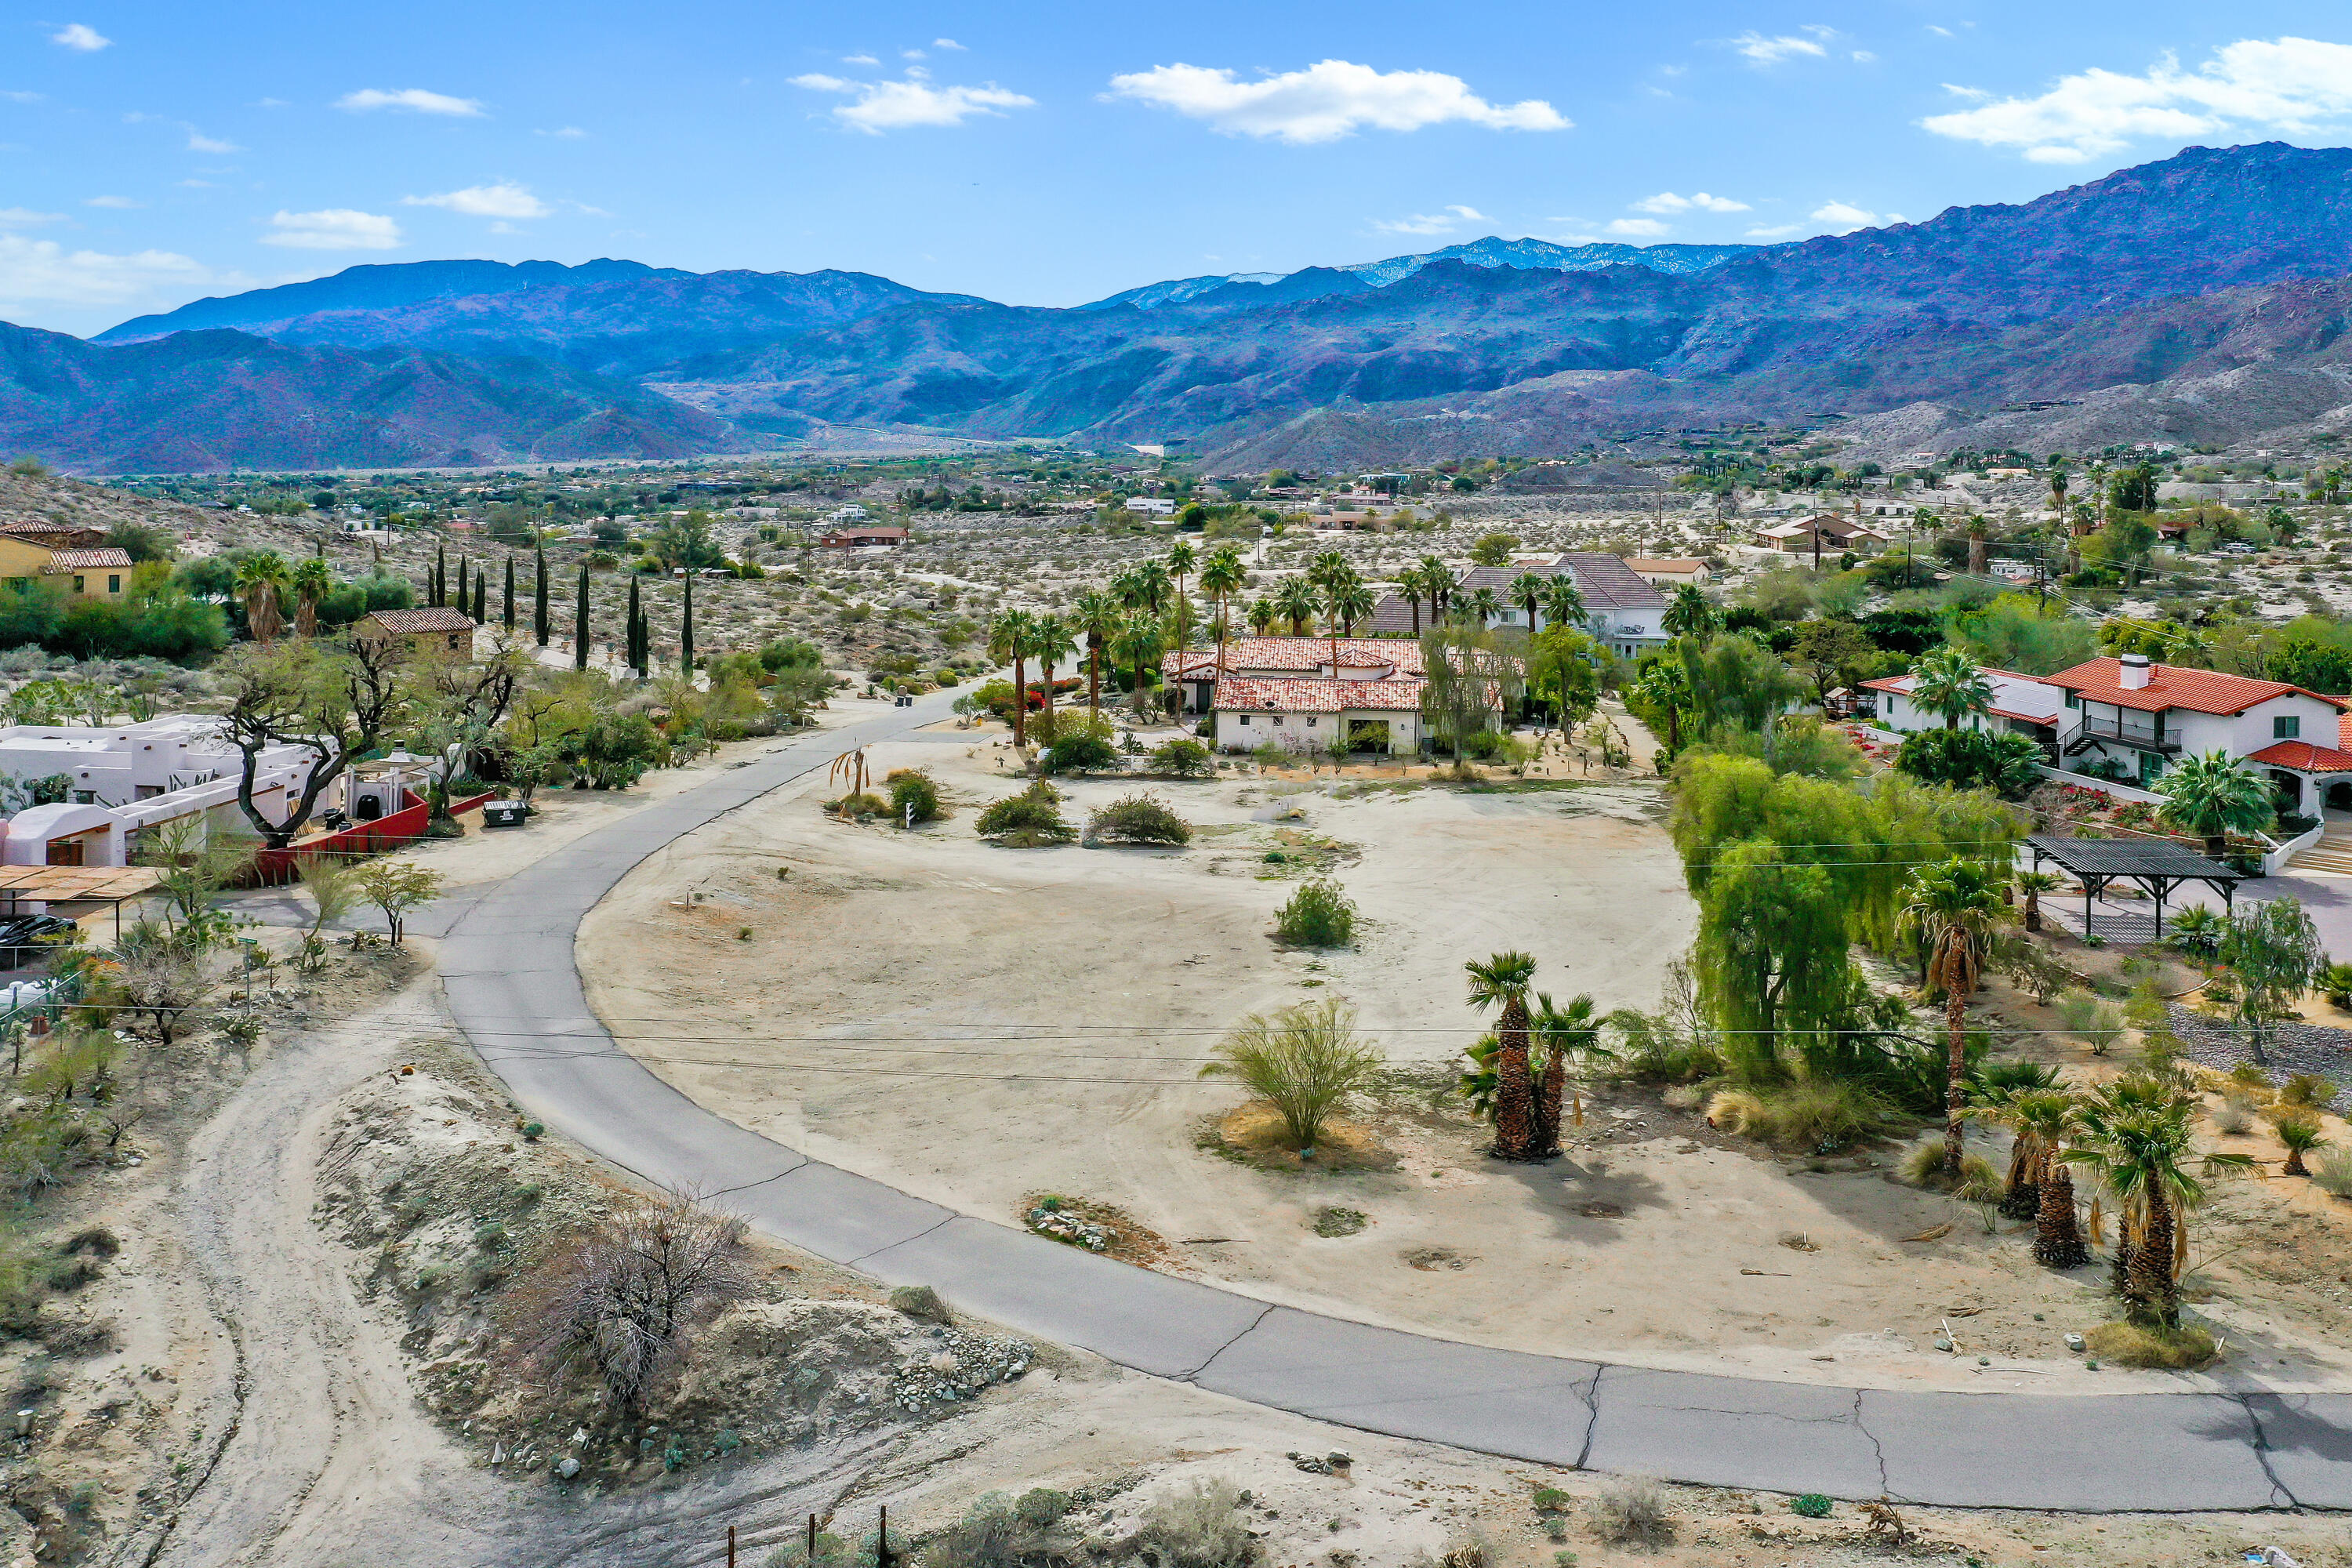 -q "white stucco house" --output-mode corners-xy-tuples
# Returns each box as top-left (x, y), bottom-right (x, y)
(1368, 553), (1672, 661)
(0, 715), (327, 866)
(1163, 637), (1434, 756)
